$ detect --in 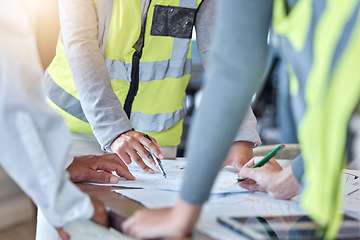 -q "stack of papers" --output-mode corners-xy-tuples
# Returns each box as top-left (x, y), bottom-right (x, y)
(90, 160), (359, 240)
